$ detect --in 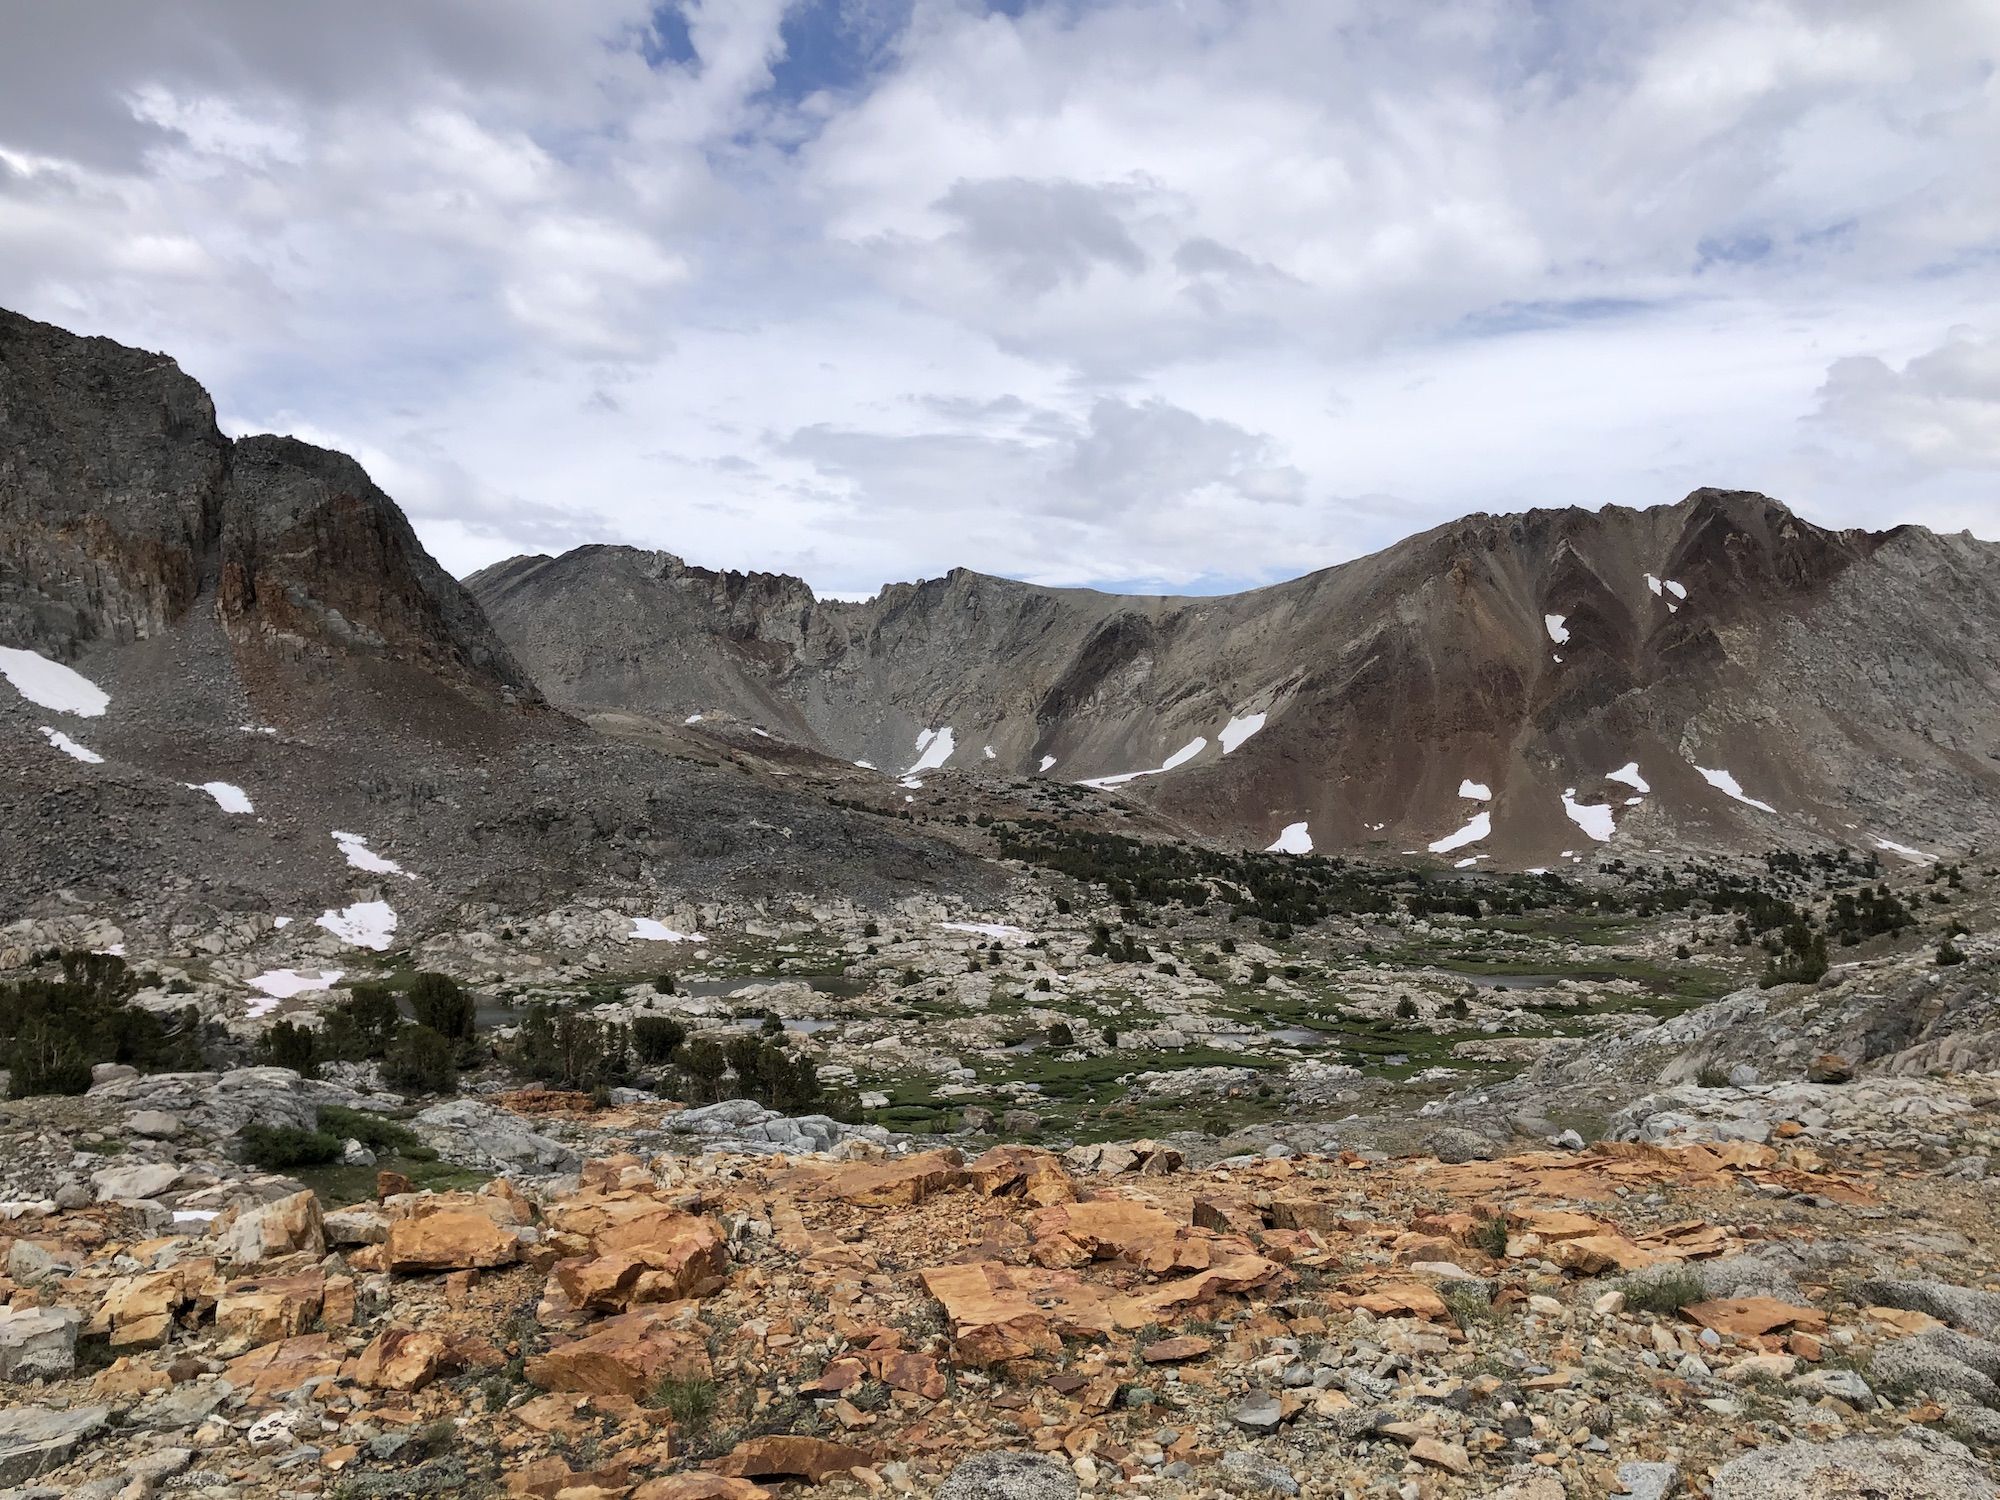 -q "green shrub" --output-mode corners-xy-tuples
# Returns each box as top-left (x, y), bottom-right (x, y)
(408, 973), (475, 1041)
(237, 1123), (341, 1170)
(633, 1015), (688, 1065)
(382, 1025), (457, 1095)
(315, 1104), (427, 1156)
(321, 985), (401, 1061)
(511, 1005), (629, 1091)
(260, 1020), (319, 1077)
(1620, 1266), (1705, 1315)
(0, 953), (202, 1097)
(648, 1373), (717, 1433)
